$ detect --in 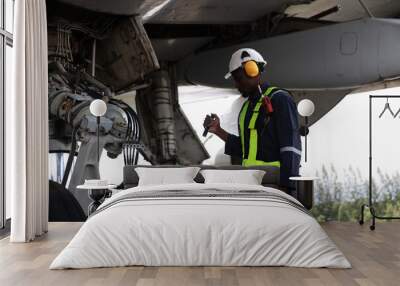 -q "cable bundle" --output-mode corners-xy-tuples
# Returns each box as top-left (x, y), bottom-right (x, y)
(109, 99), (141, 166)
